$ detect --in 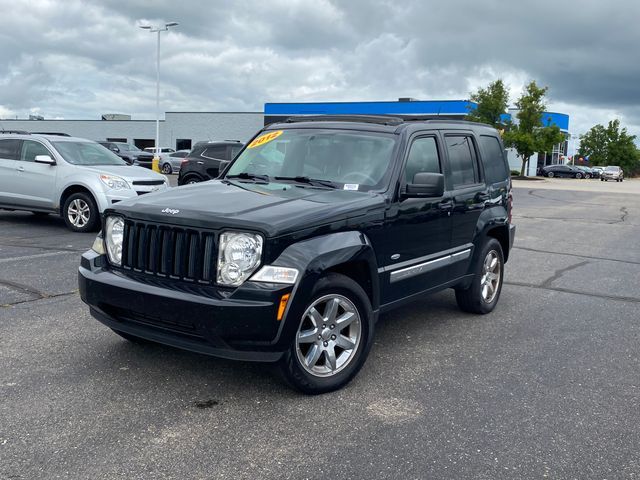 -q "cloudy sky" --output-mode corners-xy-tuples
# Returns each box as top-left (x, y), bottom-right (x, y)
(1, 0), (639, 145)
